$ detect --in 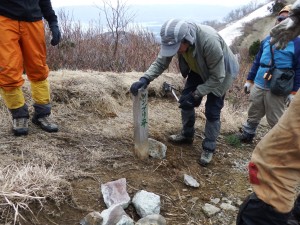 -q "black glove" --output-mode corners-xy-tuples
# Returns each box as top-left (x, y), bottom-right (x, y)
(49, 22), (61, 46)
(130, 77), (149, 96)
(179, 92), (196, 109)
